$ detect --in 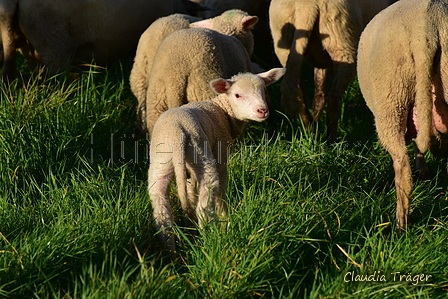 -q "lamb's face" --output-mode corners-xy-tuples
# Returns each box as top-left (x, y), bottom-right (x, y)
(210, 68), (286, 122)
(227, 76), (270, 122)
